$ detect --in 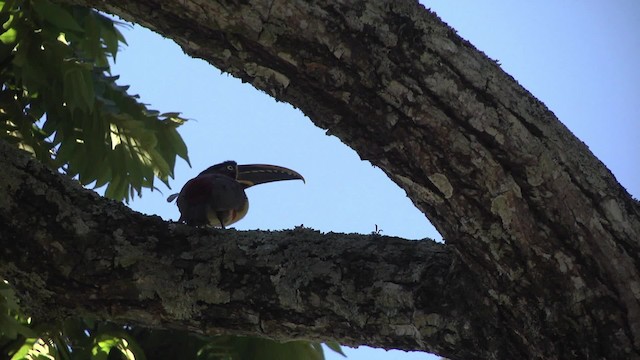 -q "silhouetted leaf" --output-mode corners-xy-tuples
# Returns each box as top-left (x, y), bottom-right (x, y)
(324, 341), (346, 357)
(31, 0), (83, 32)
